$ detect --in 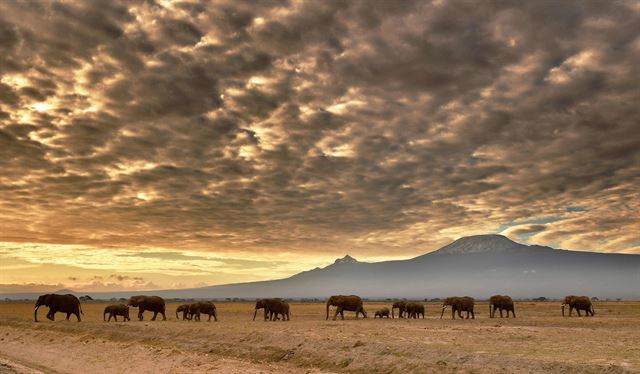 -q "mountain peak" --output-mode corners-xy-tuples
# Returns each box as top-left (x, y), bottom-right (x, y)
(334, 255), (358, 264)
(432, 234), (528, 255)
